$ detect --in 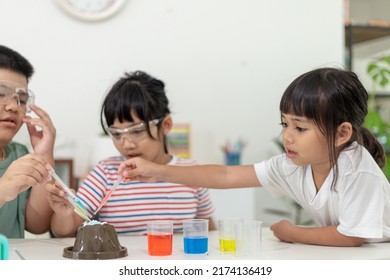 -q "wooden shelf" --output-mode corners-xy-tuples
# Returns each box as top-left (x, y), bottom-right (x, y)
(345, 24), (390, 45)
(345, 24), (390, 70)
(374, 92), (390, 98)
